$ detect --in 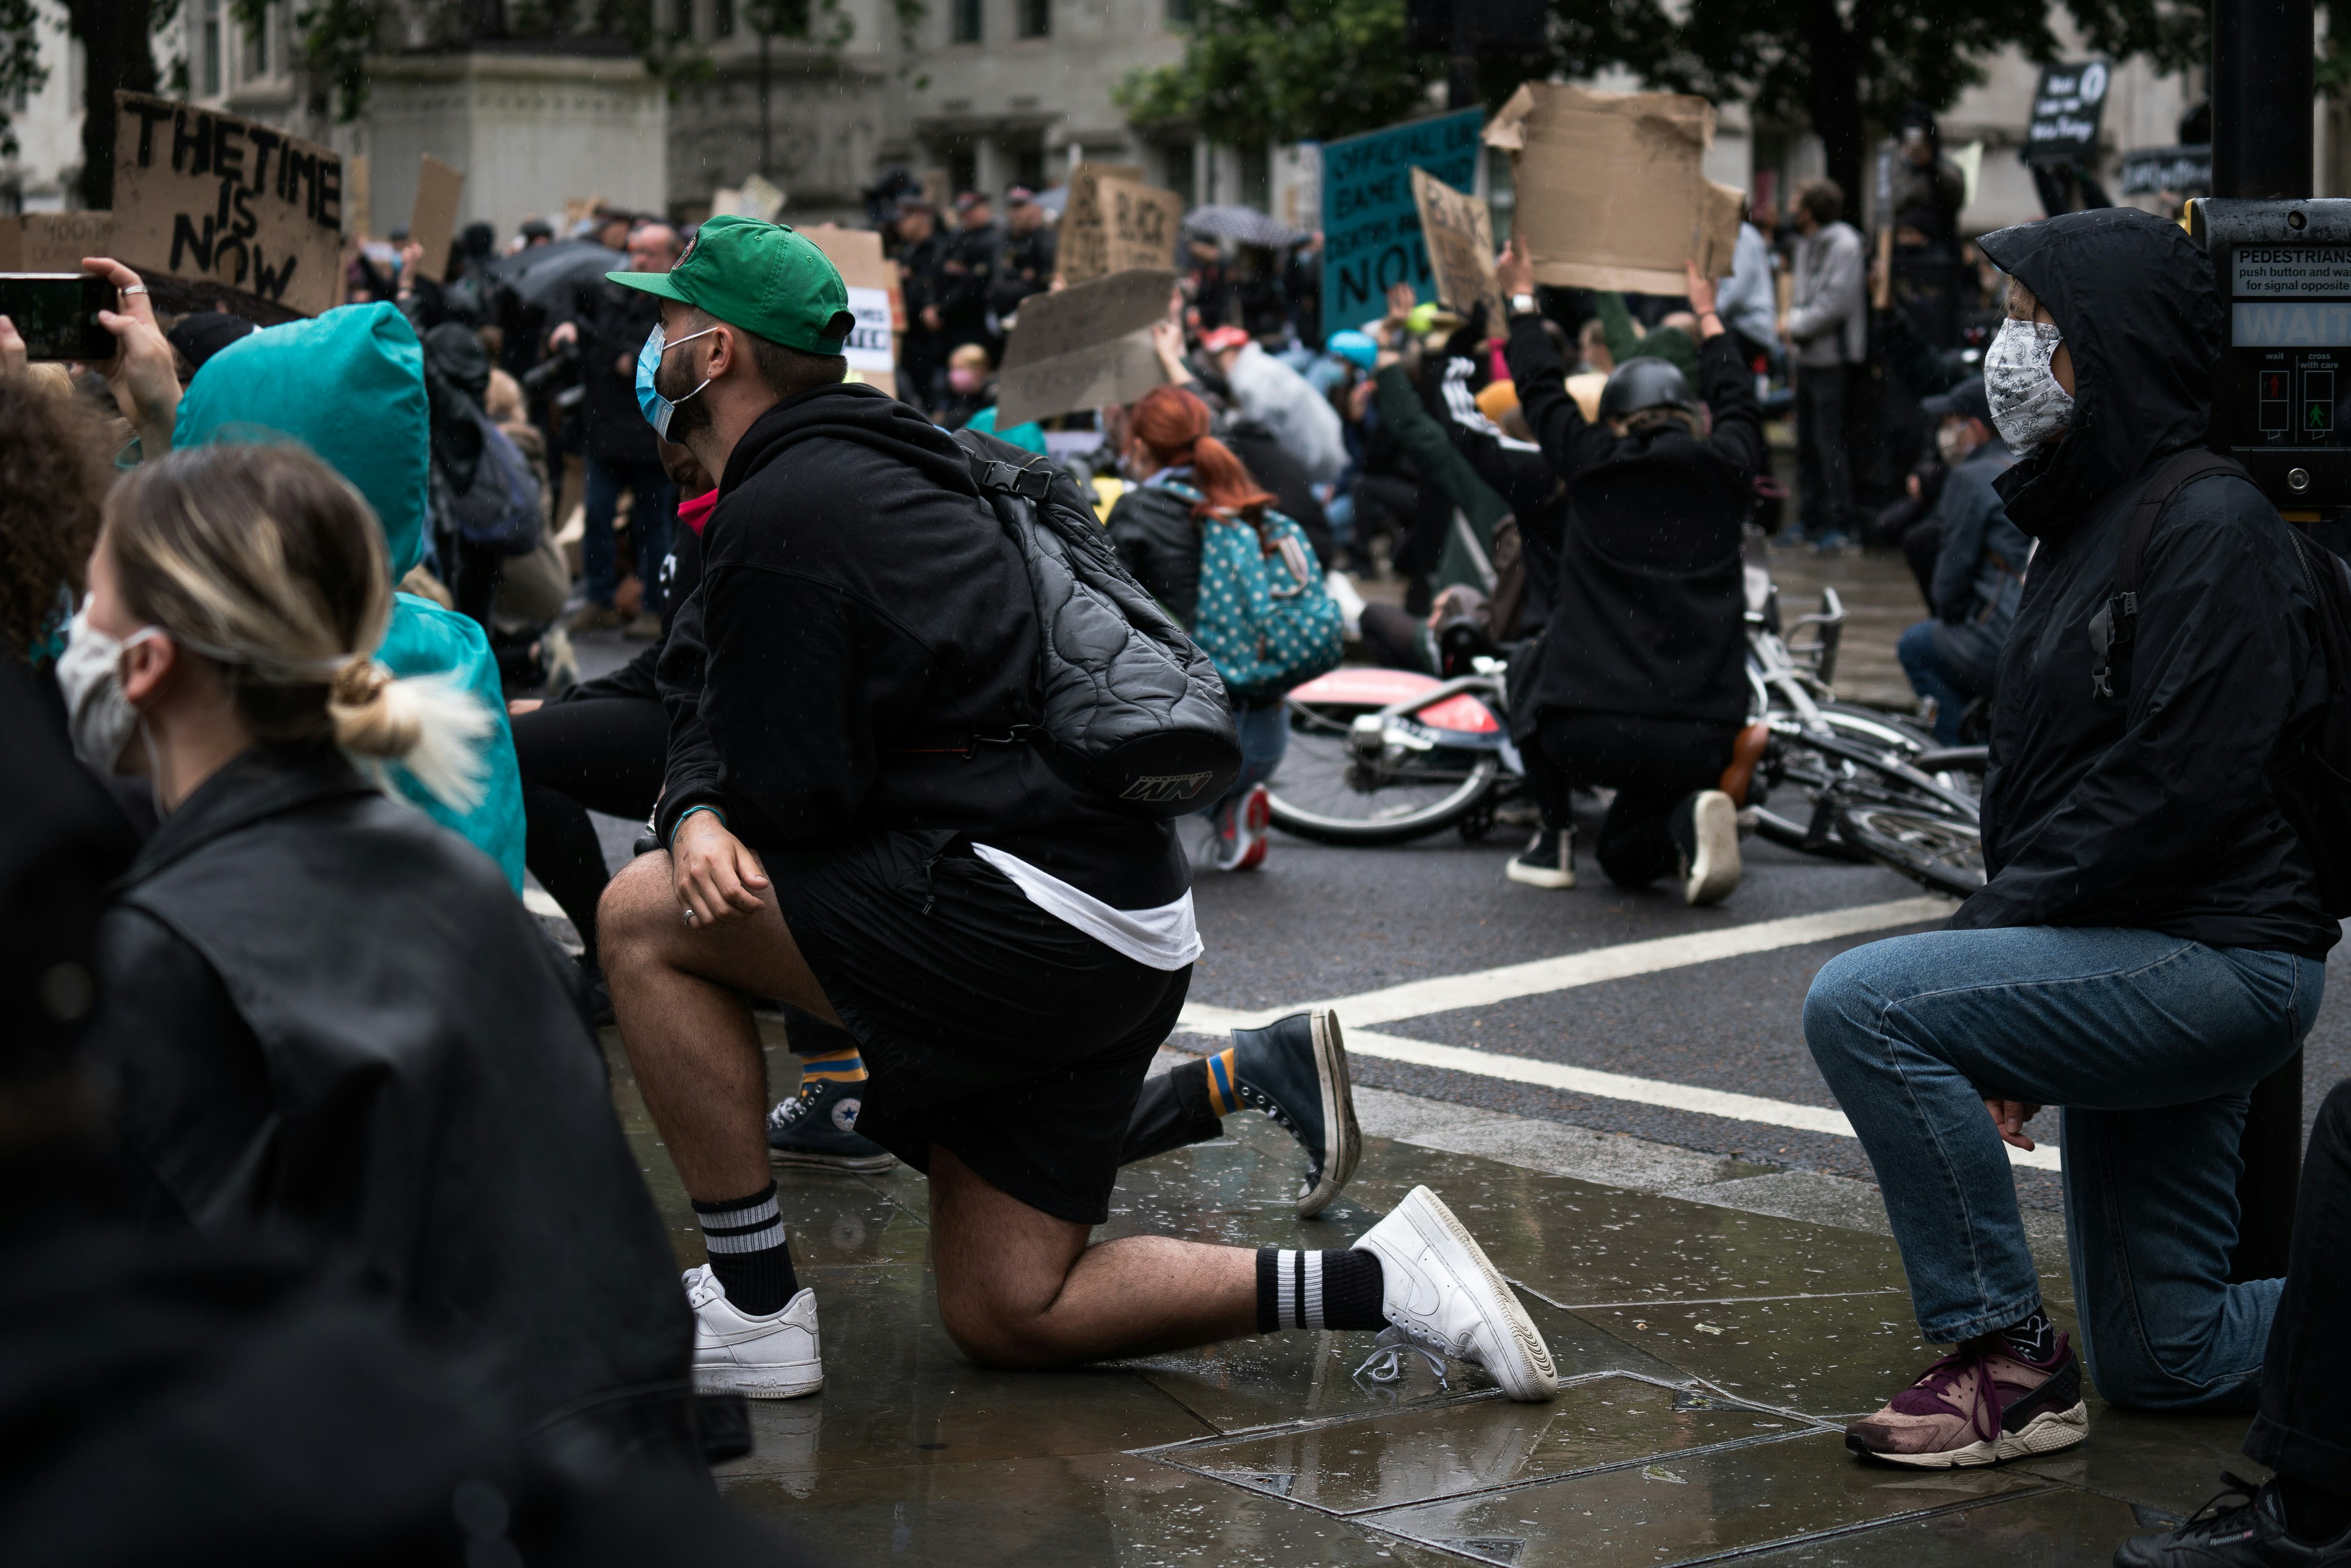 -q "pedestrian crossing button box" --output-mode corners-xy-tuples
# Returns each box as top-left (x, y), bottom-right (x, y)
(2195, 198), (2351, 506)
